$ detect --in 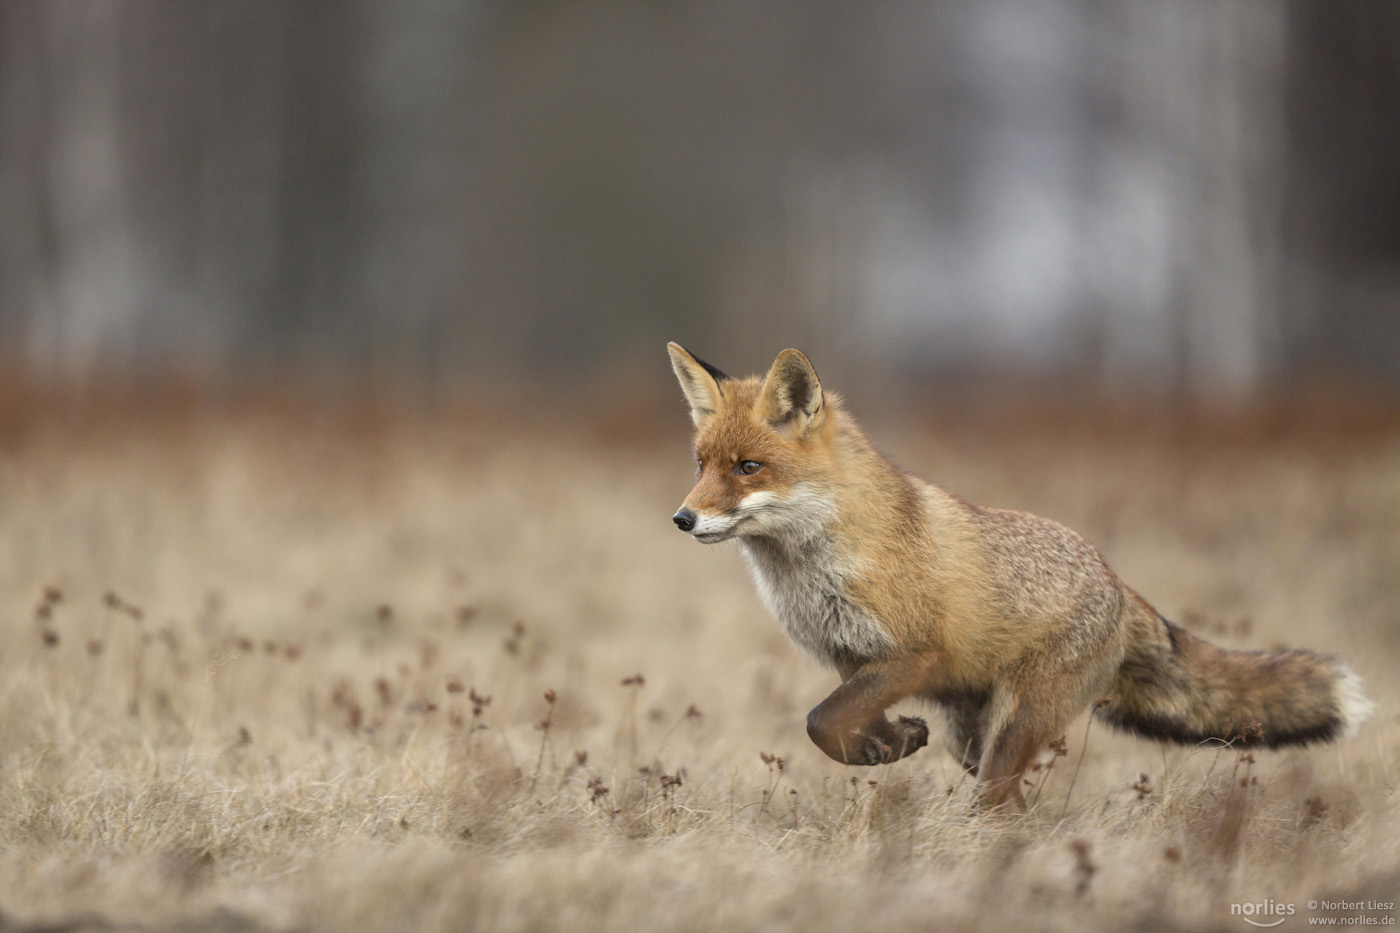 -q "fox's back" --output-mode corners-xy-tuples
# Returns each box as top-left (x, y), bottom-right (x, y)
(957, 502), (1128, 666)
